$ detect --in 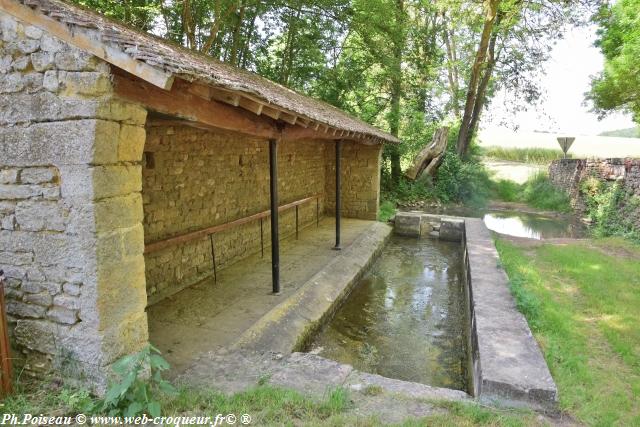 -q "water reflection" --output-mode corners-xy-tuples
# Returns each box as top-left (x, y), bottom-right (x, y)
(483, 214), (541, 239)
(307, 236), (468, 391)
(483, 211), (586, 239)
